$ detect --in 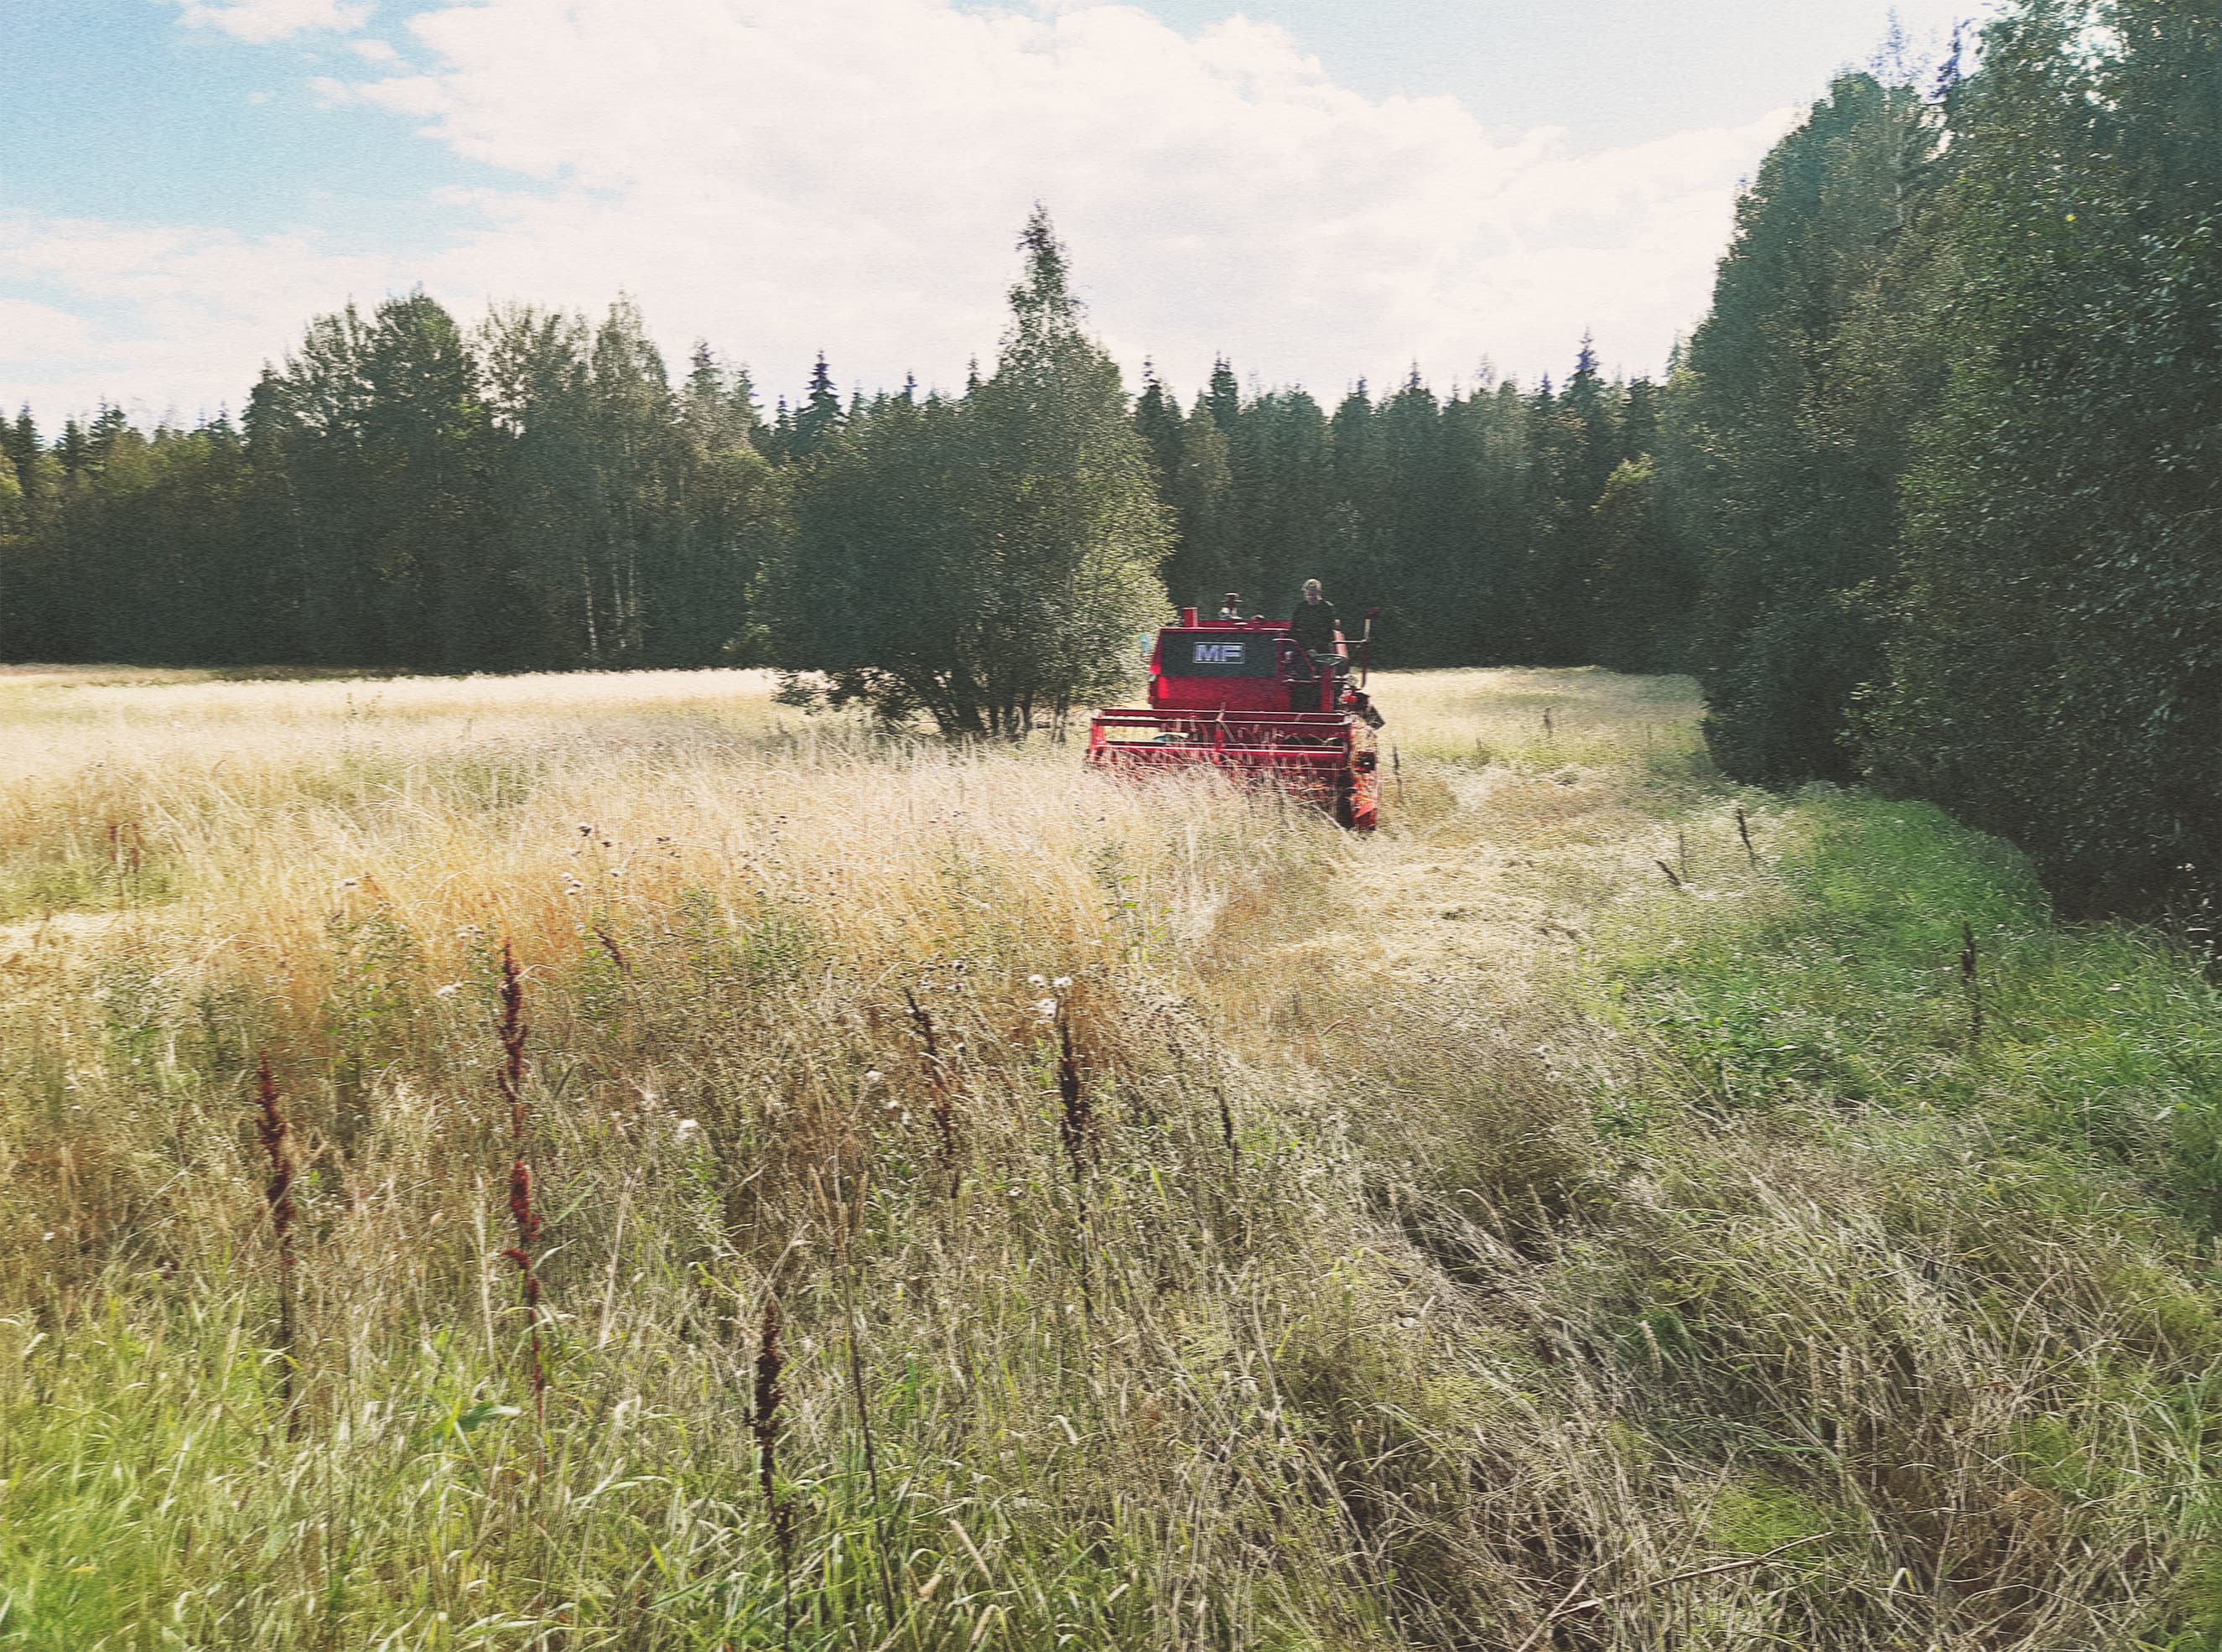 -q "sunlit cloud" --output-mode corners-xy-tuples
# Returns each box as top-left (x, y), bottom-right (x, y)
(8, 0), (1800, 418)
(170, 0), (373, 45)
